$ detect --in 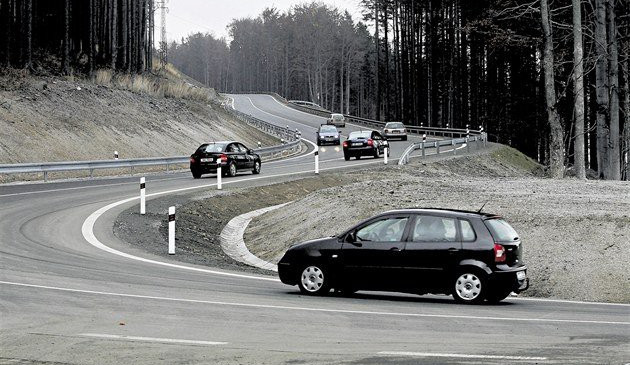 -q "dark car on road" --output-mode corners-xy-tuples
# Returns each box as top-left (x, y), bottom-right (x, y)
(342, 130), (389, 161)
(189, 141), (261, 179)
(316, 125), (341, 146)
(278, 208), (529, 304)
